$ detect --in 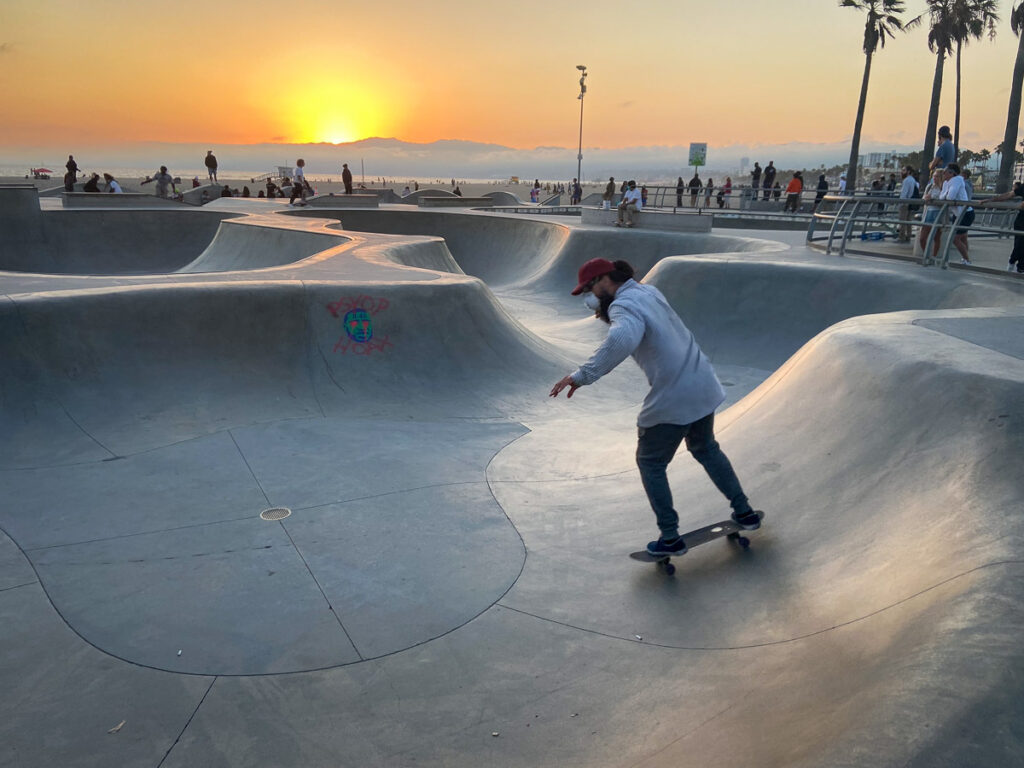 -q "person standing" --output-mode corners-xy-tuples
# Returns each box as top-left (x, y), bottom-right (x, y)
(64, 155), (79, 192)
(722, 177), (732, 208)
(897, 166), (919, 242)
(571, 178), (583, 205)
(917, 169), (946, 261)
(688, 173), (701, 207)
(205, 150), (218, 183)
(938, 163), (971, 265)
(615, 180), (642, 227)
(549, 258), (763, 556)
(762, 161), (776, 201)
(978, 182), (1024, 273)
(813, 174), (829, 211)
(289, 158), (308, 206)
(603, 177), (616, 210)
(784, 172), (803, 213)
(929, 125), (955, 174)
(342, 163), (353, 194)
(675, 176), (685, 208)
(704, 179), (713, 209)
(141, 166), (176, 198)
(750, 162), (762, 204)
